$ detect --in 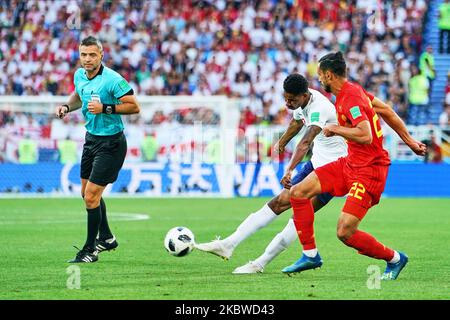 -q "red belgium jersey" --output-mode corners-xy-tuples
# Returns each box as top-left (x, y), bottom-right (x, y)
(334, 81), (391, 168)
